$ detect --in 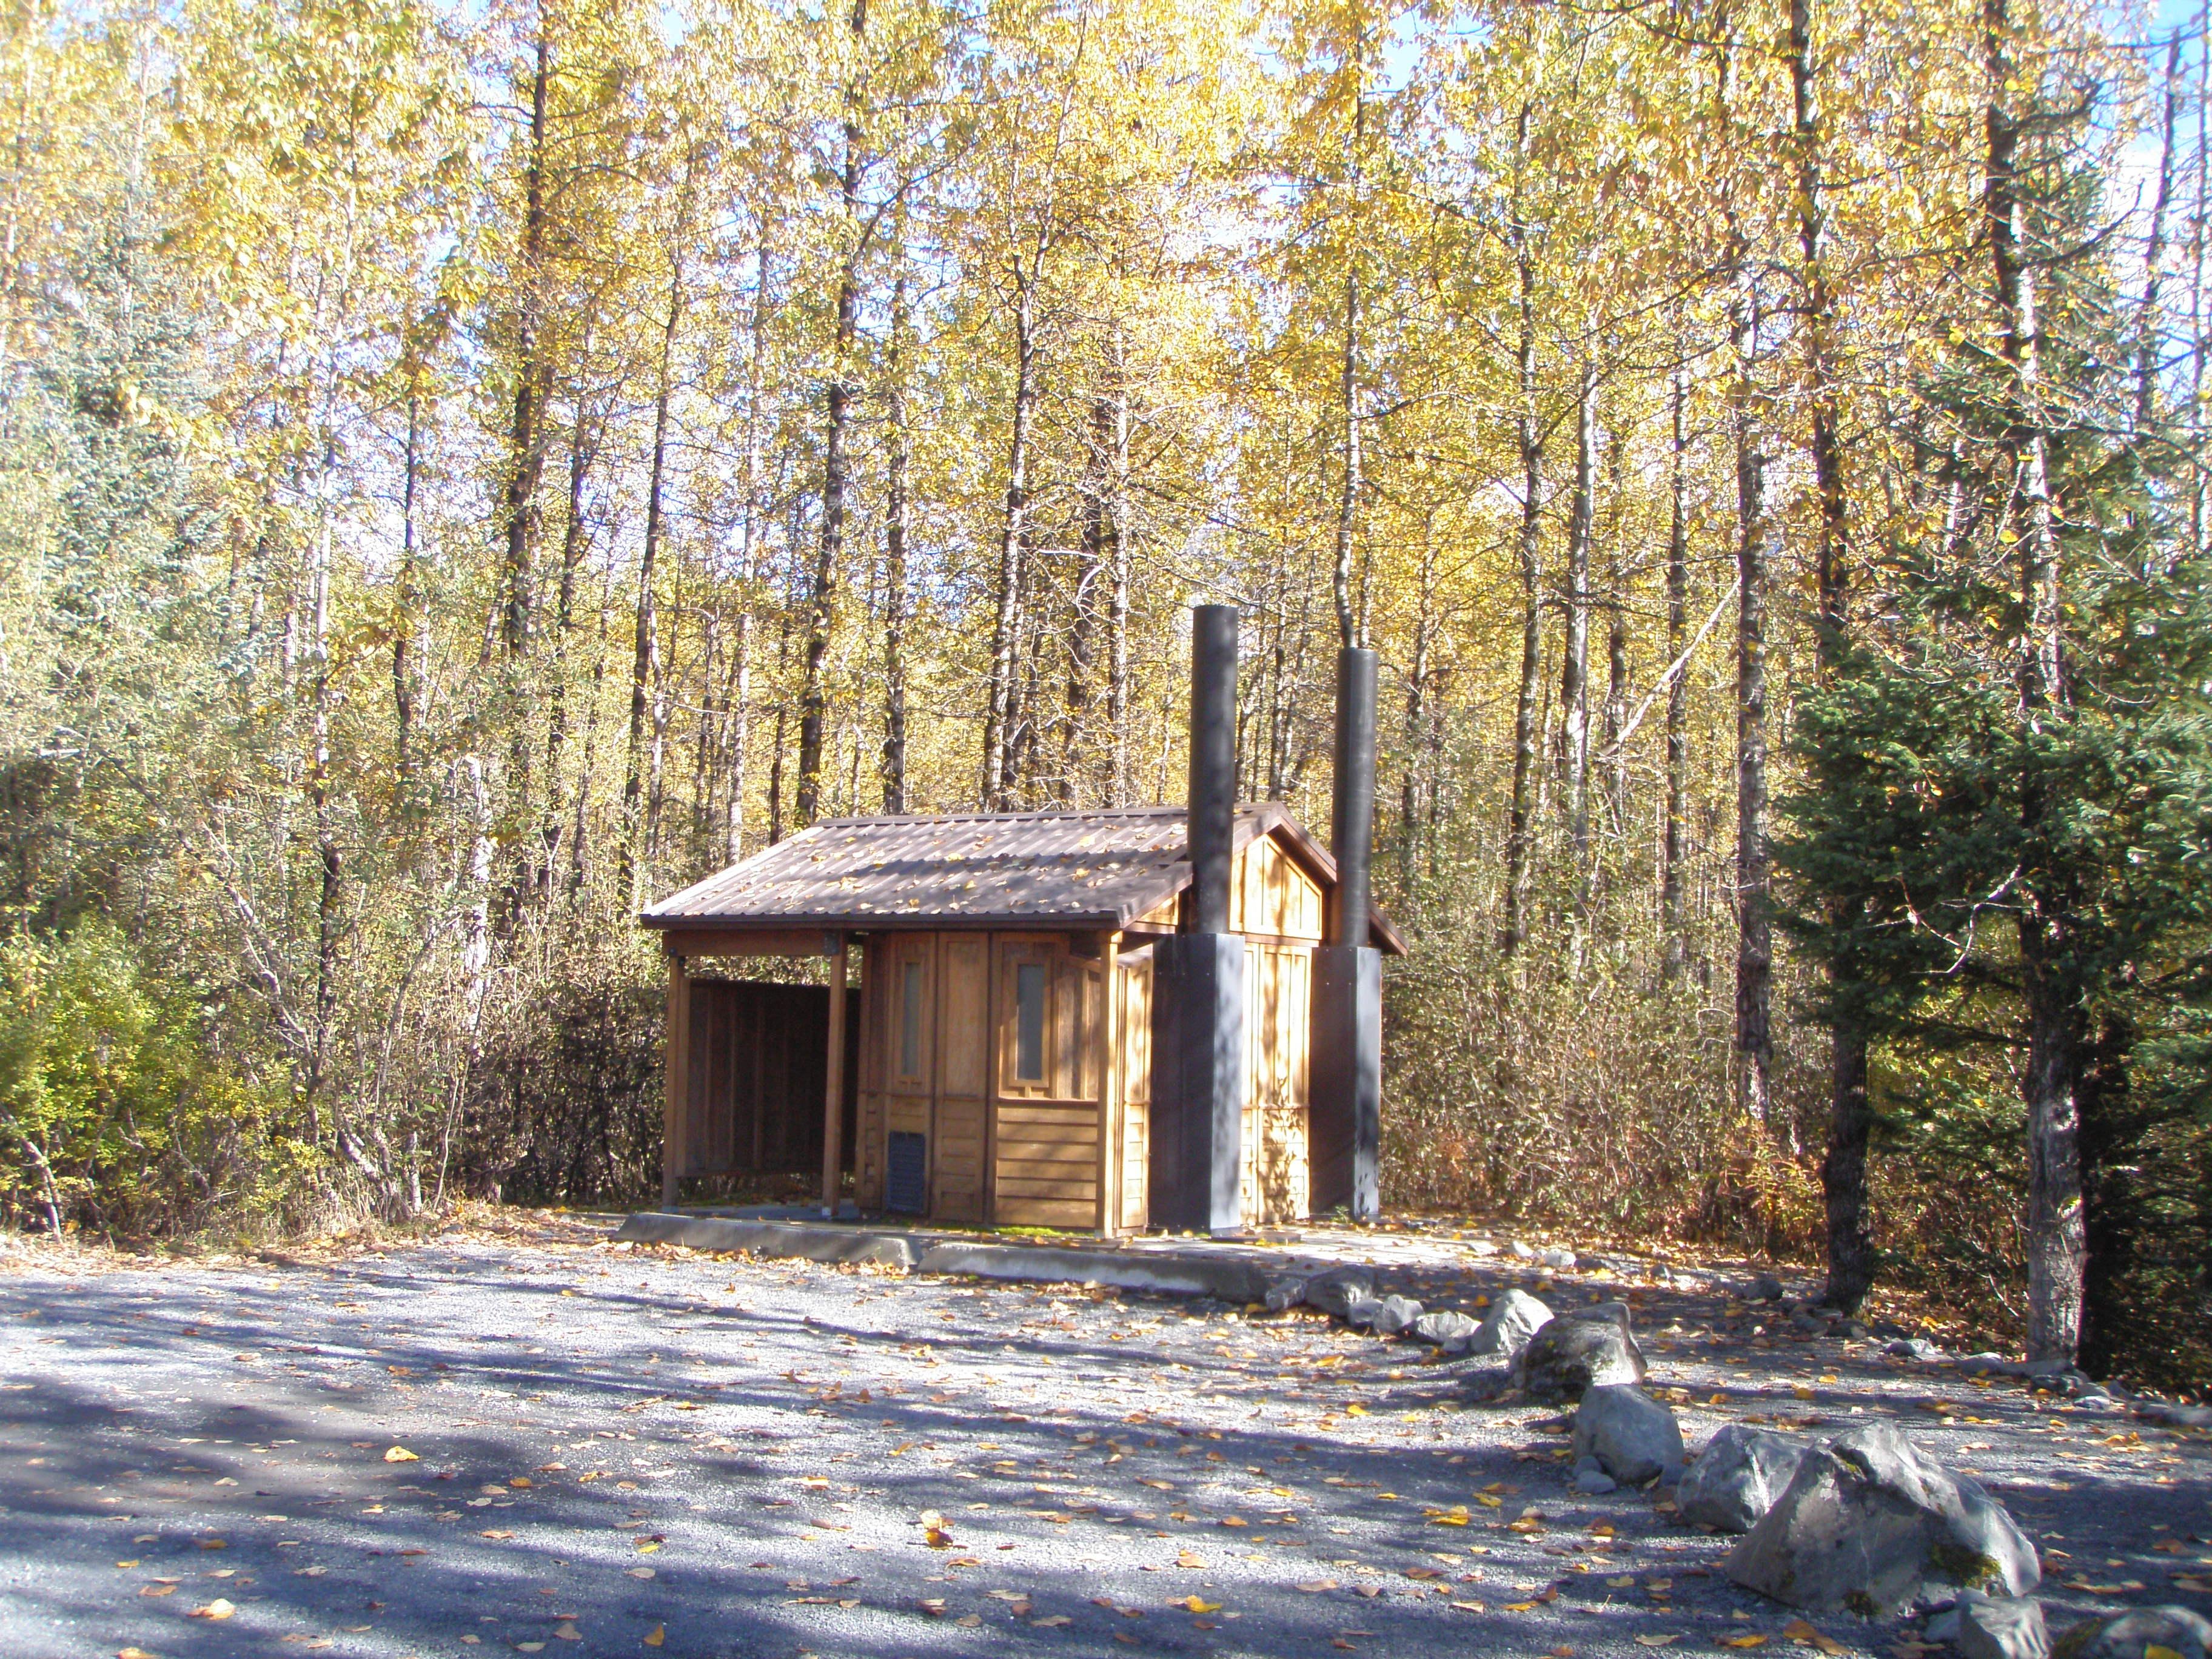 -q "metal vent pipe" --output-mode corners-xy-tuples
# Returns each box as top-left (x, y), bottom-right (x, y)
(1187, 605), (1239, 933)
(1329, 646), (1378, 946)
